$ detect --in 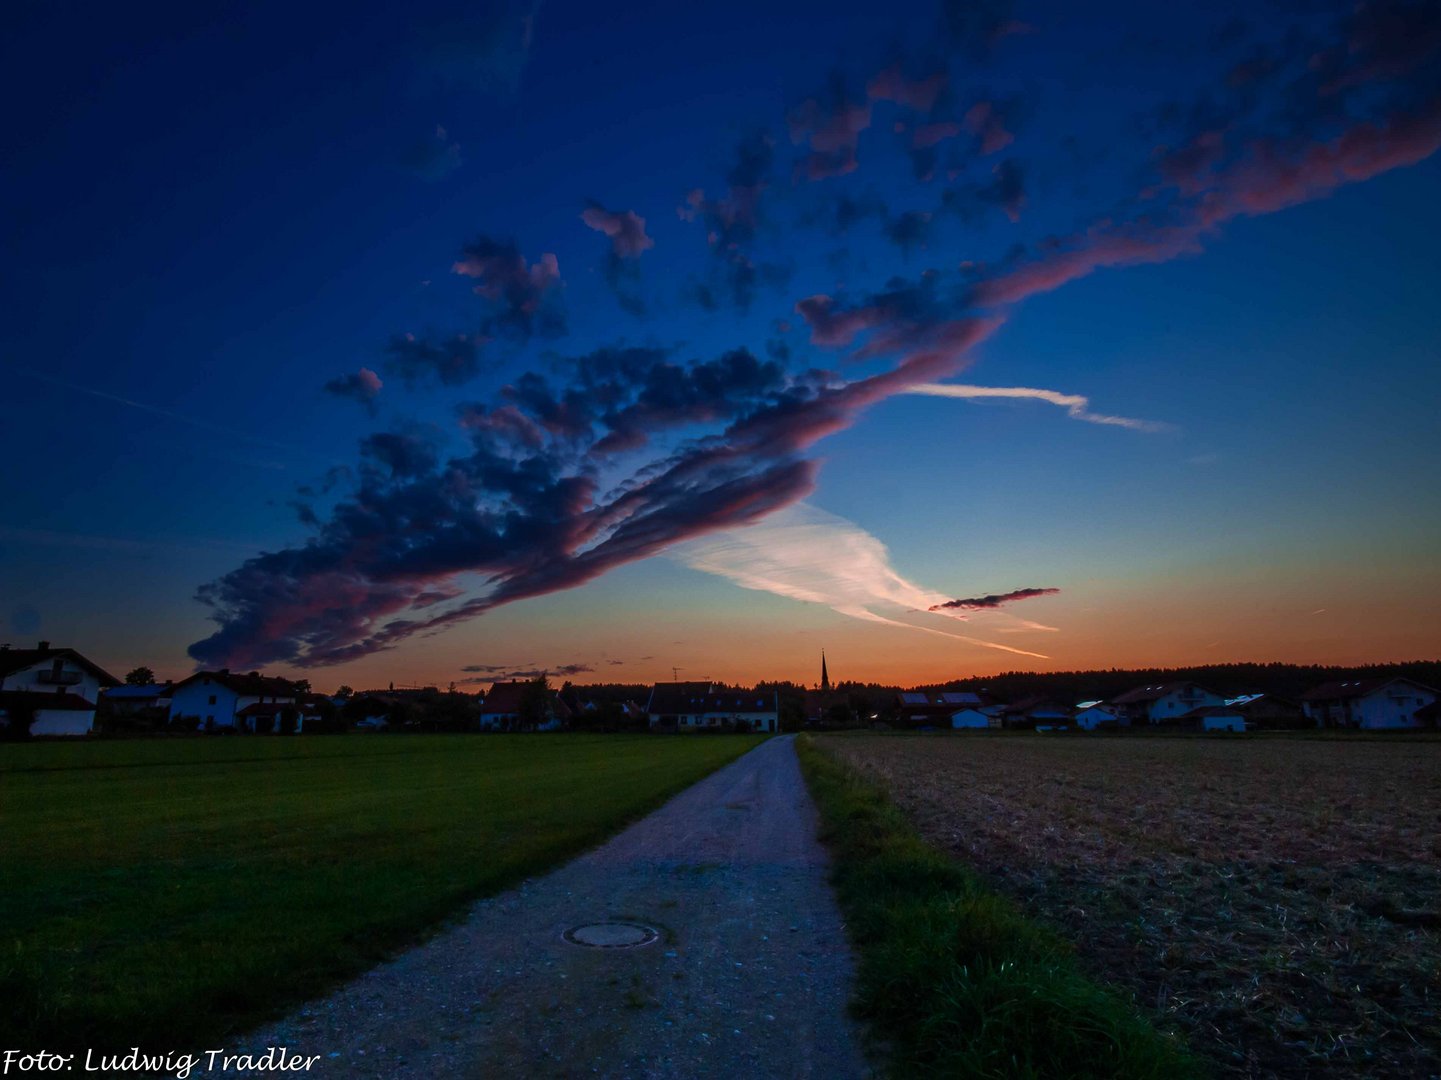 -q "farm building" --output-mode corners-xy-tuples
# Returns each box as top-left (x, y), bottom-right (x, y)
(646, 682), (779, 732)
(1109, 682), (1226, 726)
(1301, 678), (1438, 729)
(167, 670), (298, 732)
(0, 642), (120, 736)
